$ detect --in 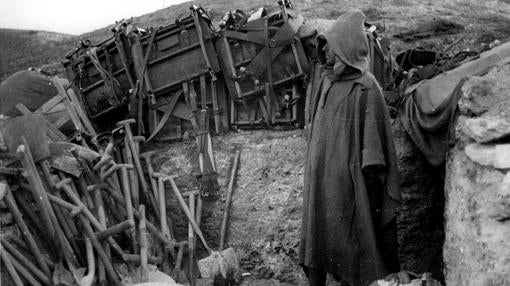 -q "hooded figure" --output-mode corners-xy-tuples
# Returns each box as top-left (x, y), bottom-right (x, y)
(299, 10), (401, 286)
